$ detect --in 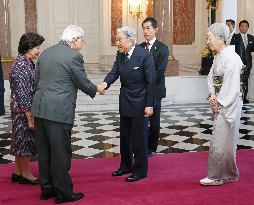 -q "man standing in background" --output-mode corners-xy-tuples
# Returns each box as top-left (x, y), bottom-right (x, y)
(226, 19), (235, 45)
(140, 17), (169, 157)
(230, 20), (254, 103)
